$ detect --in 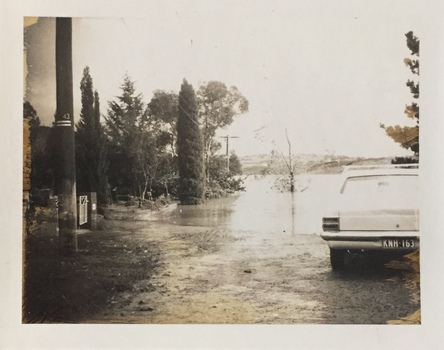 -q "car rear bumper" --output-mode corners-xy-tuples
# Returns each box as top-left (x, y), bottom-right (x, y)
(321, 231), (419, 250)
